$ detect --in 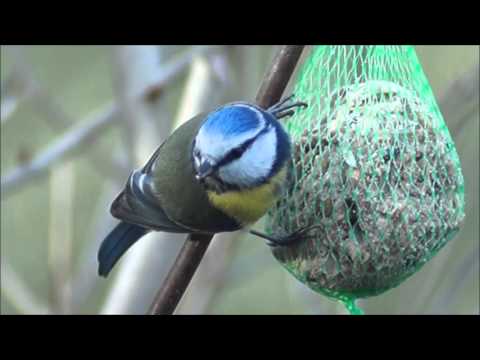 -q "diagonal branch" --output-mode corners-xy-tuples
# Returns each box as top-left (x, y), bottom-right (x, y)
(1, 46), (218, 199)
(1, 104), (116, 196)
(147, 45), (306, 315)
